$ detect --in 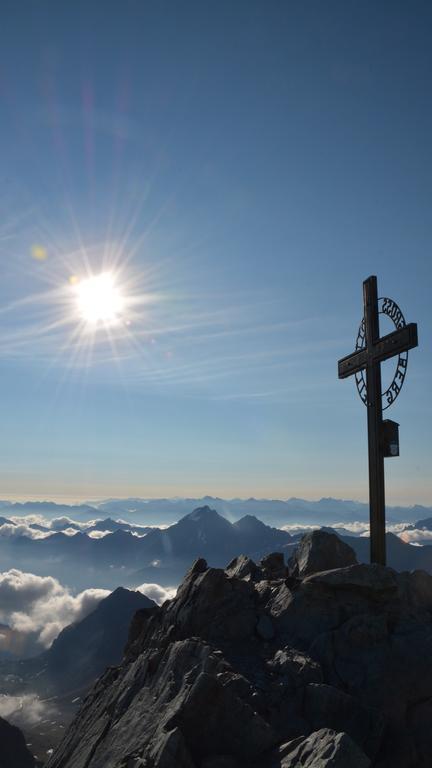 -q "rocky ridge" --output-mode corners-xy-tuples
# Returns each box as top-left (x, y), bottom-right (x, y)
(46, 531), (432, 768)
